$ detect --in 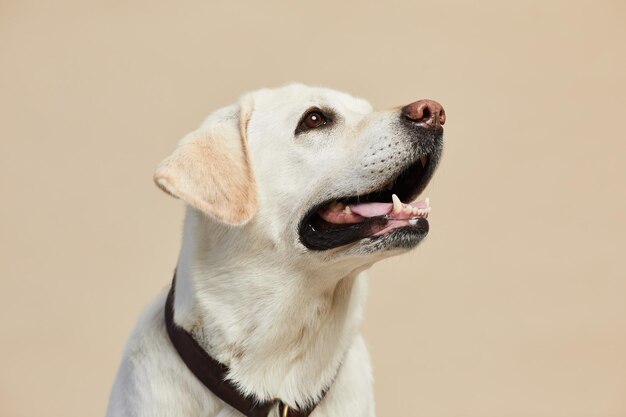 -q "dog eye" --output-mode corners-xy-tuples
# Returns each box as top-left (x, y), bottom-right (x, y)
(303, 111), (325, 128)
(297, 108), (328, 133)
